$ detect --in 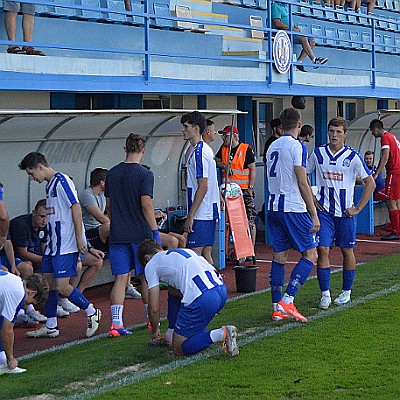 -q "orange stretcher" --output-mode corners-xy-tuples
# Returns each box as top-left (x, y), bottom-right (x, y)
(225, 195), (255, 262)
